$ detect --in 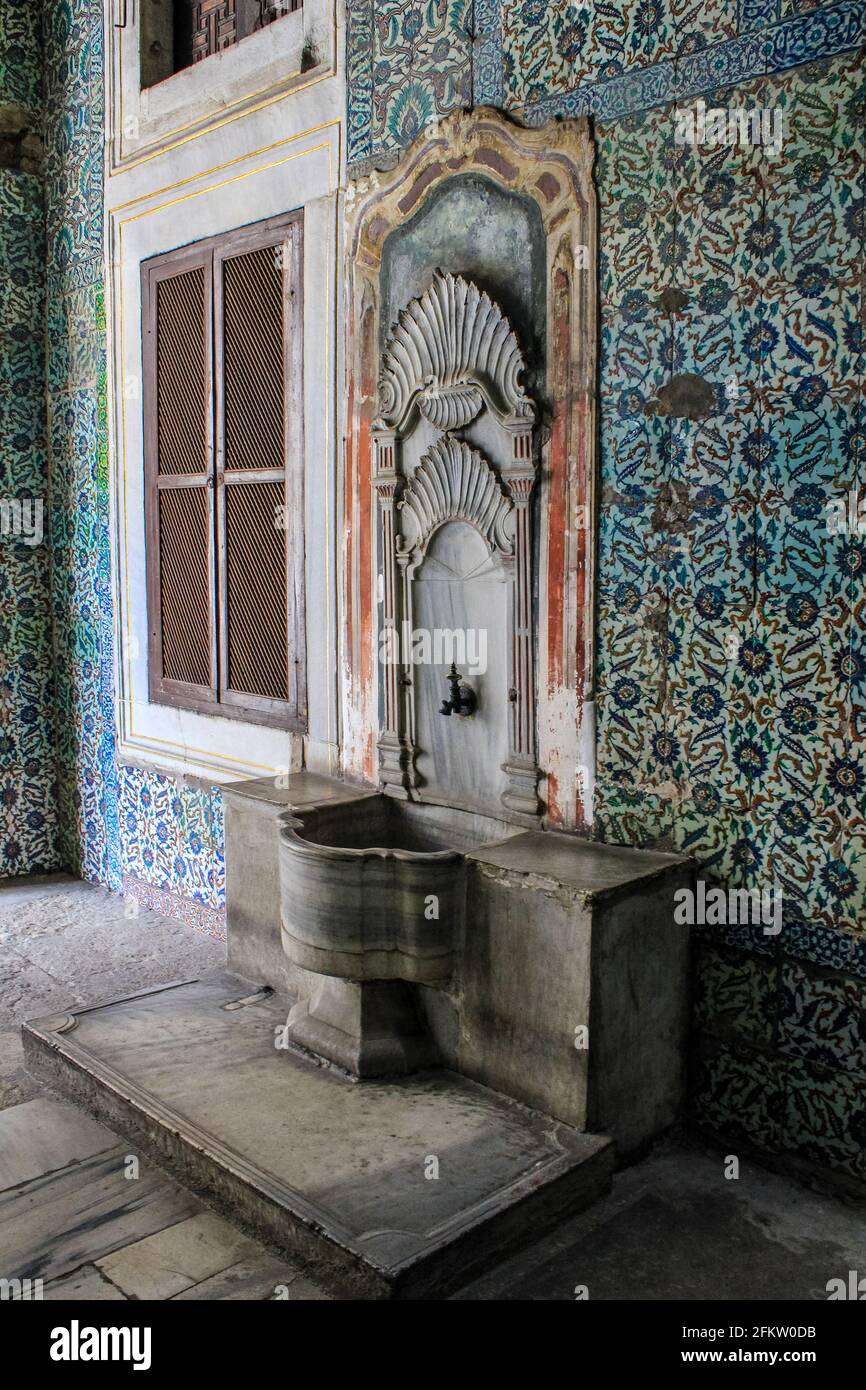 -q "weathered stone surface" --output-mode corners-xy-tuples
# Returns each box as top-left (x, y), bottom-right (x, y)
(224, 772), (364, 995)
(0, 1096), (117, 1191)
(0, 1146), (199, 1284)
(0, 947), (83, 1029)
(456, 1138), (866, 1302)
(0, 880), (221, 1014)
(0, 1028), (42, 1109)
(24, 974), (614, 1299)
(280, 794), (466, 984)
(95, 1212), (263, 1300)
(171, 1255), (331, 1301)
(459, 833), (693, 1153)
(43, 1265), (129, 1300)
(286, 976), (440, 1077)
